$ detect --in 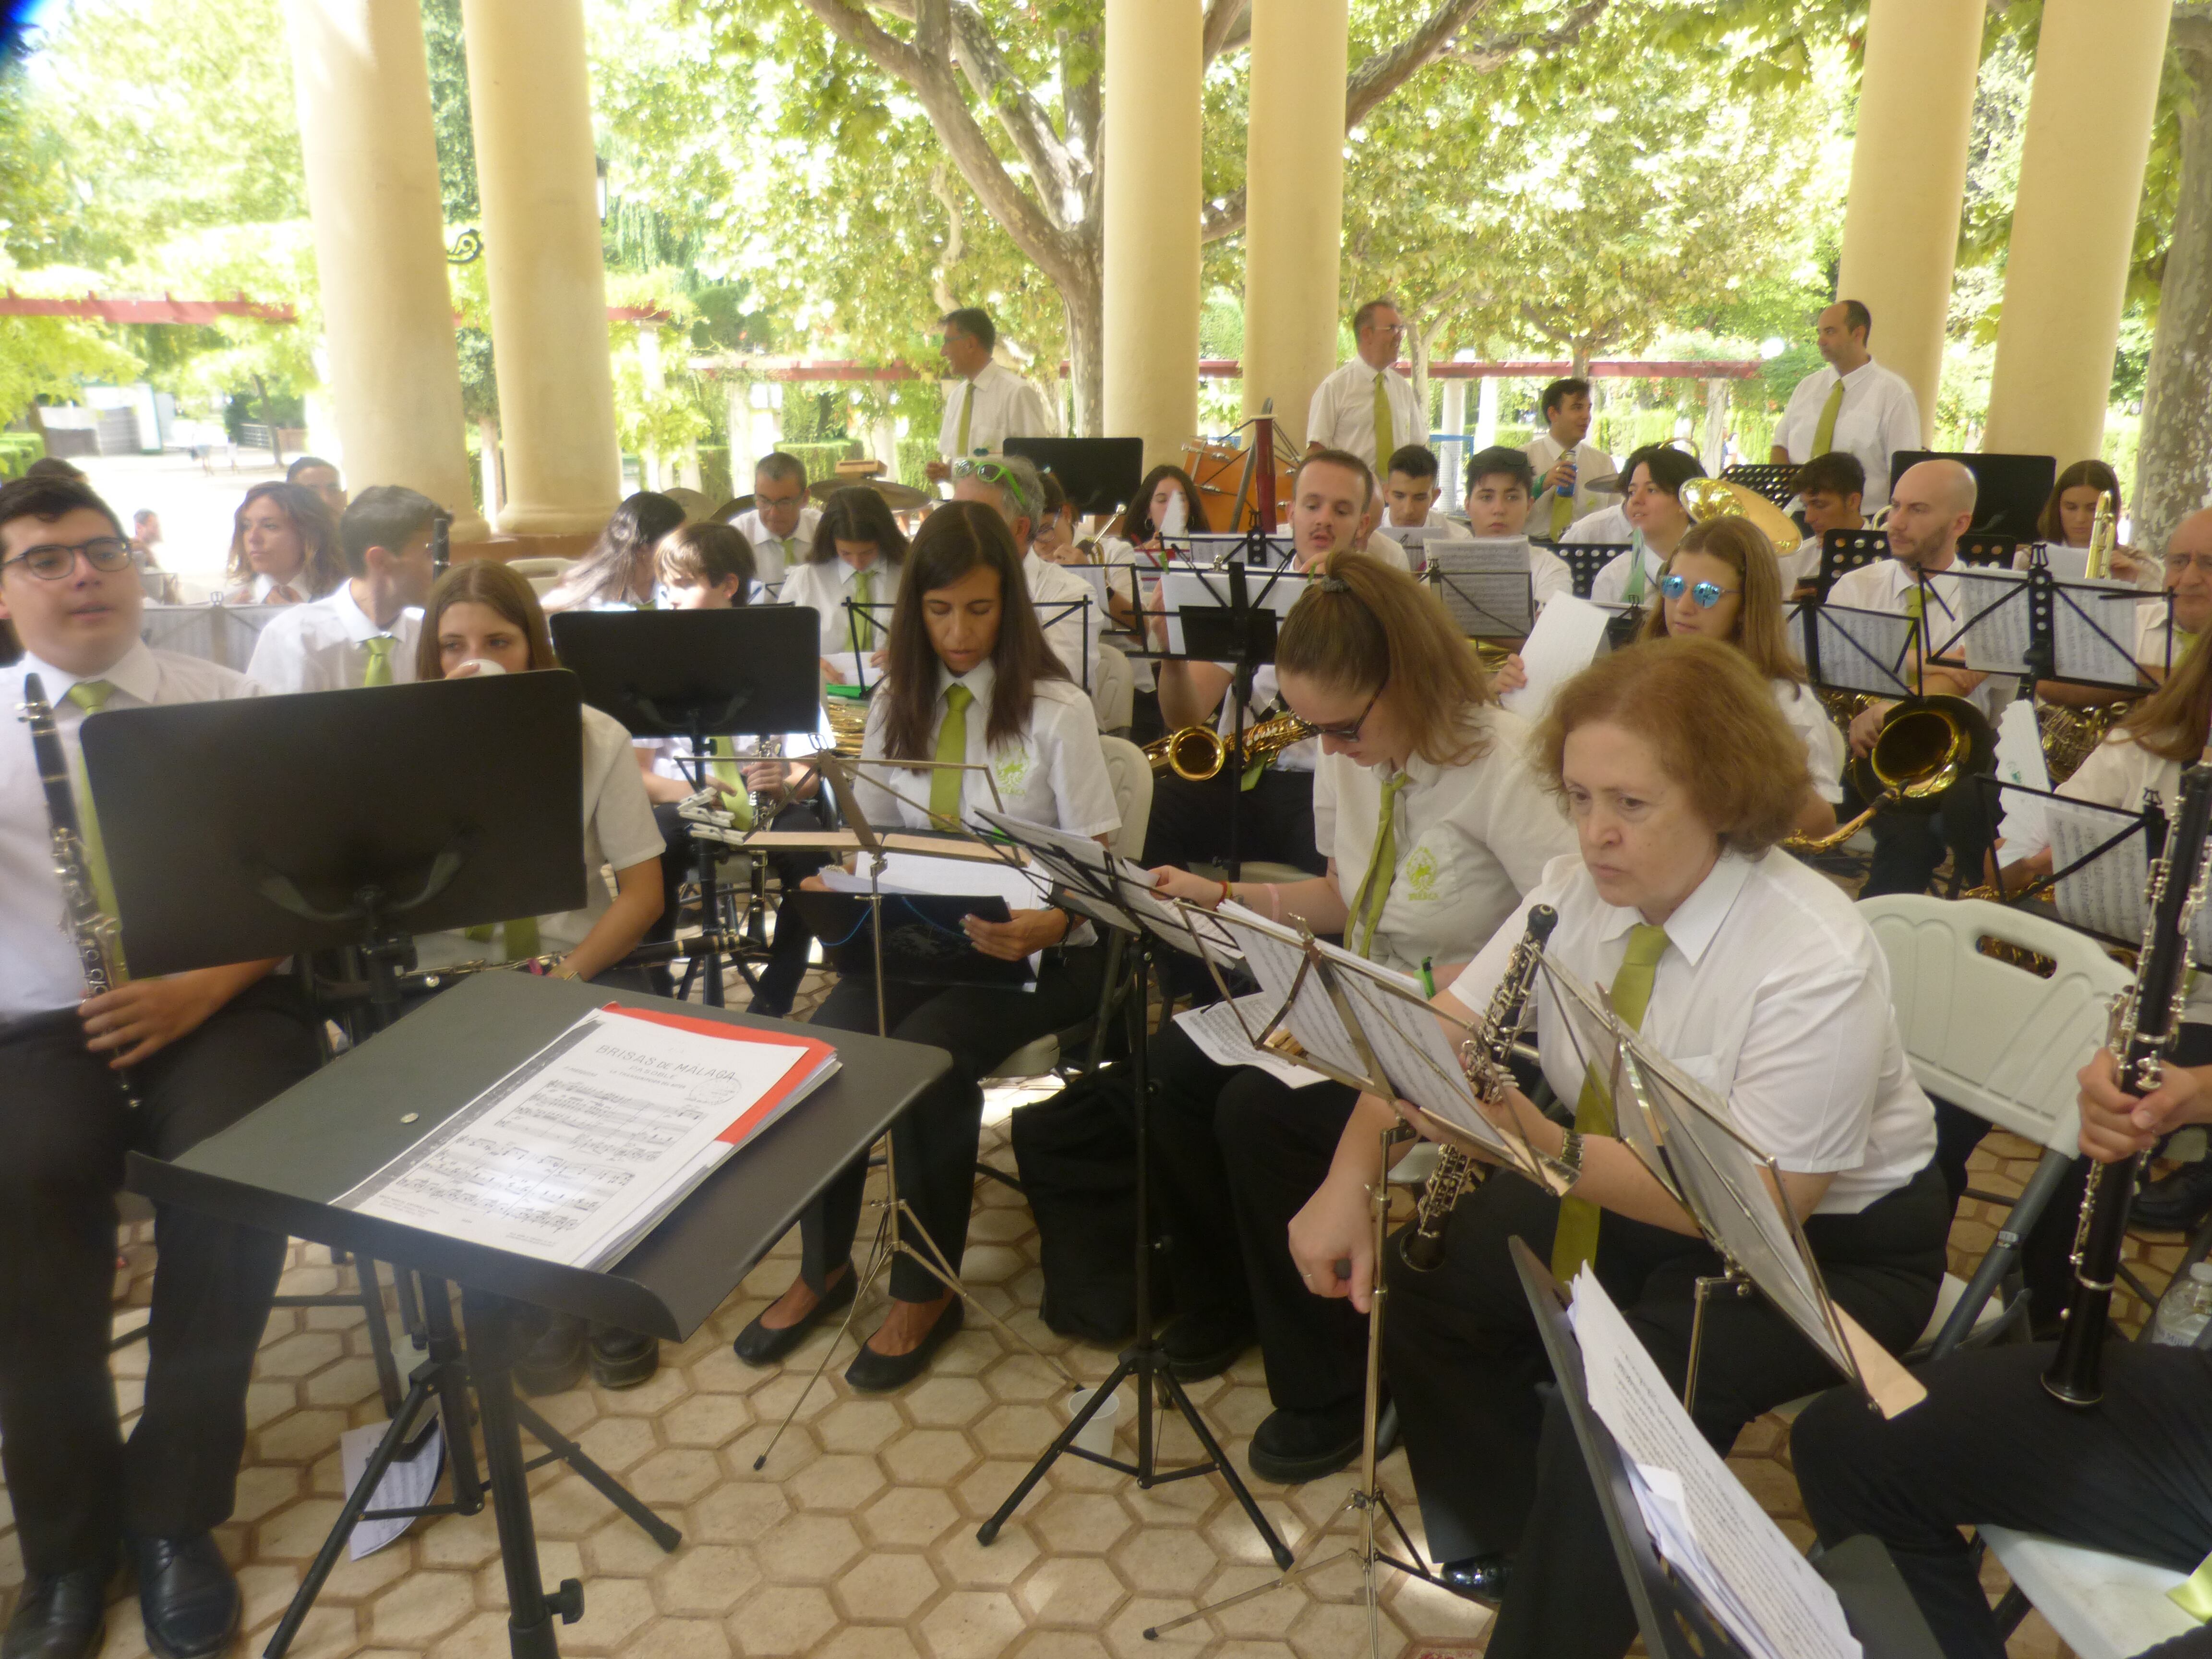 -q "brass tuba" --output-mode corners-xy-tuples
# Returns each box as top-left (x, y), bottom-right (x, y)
(1785, 694), (1993, 854)
(1678, 475), (1802, 561)
(1143, 710), (1314, 781)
